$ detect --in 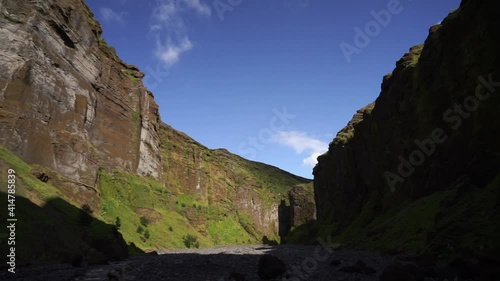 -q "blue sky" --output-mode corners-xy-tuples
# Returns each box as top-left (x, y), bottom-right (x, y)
(86, 0), (460, 179)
